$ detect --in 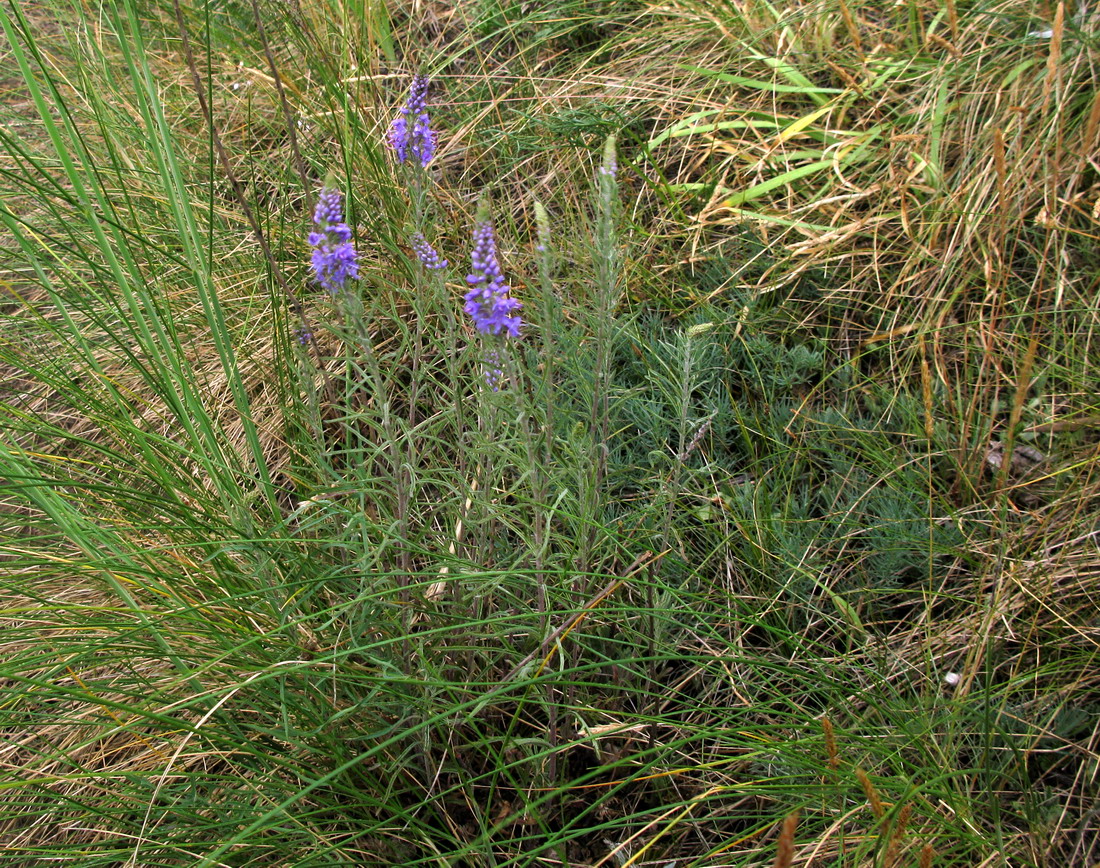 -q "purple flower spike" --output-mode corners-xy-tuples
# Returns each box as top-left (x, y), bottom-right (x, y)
(388, 75), (436, 168)
(411, 233), (448, 270)
(309, 187), (359, 293)
(464, 218), (521, 338)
